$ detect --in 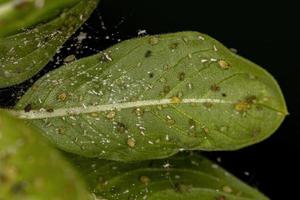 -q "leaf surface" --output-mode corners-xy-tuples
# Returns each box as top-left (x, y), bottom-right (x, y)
(0, 0), (80, 37)
(0, 0), (99, 88)
(68, 152), (268, 200)
(15, 32), (287, 161)
(0, 111), (91, 199)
